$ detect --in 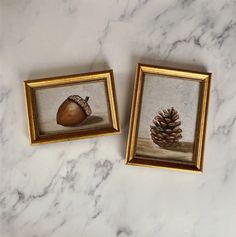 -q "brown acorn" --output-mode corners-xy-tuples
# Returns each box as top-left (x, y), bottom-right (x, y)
(56, 95), (92, 126)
